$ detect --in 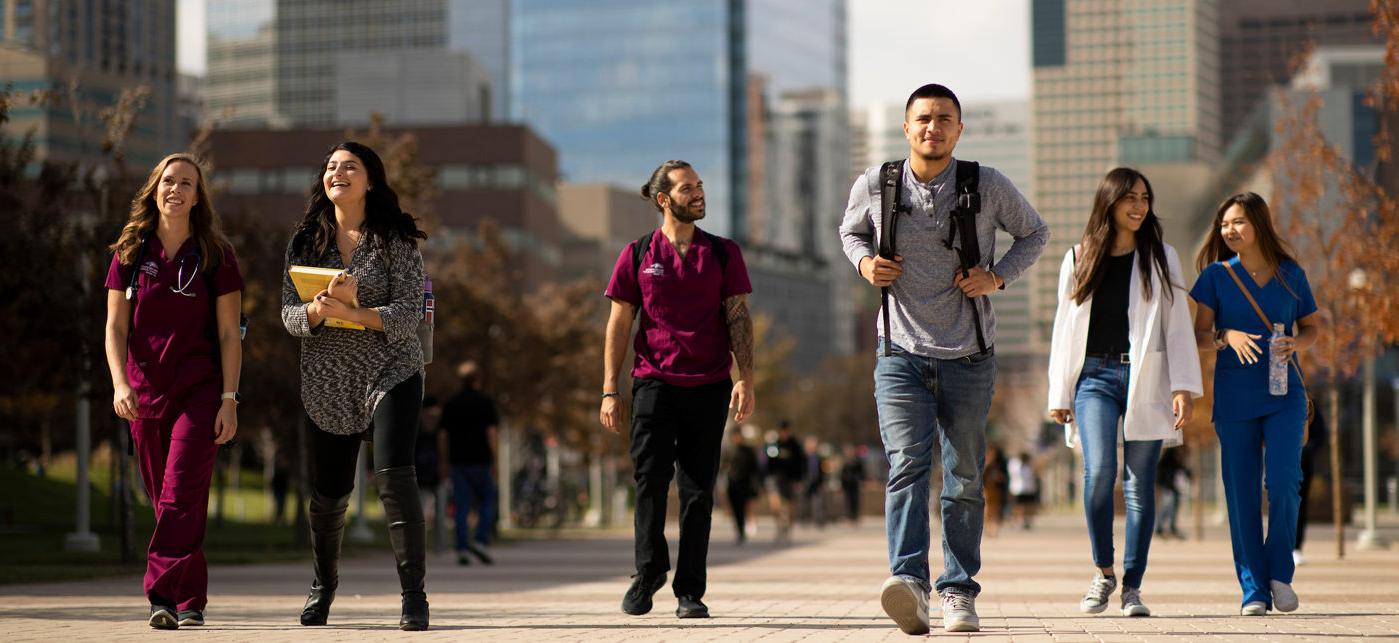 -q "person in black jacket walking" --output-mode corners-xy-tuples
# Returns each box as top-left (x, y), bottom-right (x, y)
(723, 431), (760, 544)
